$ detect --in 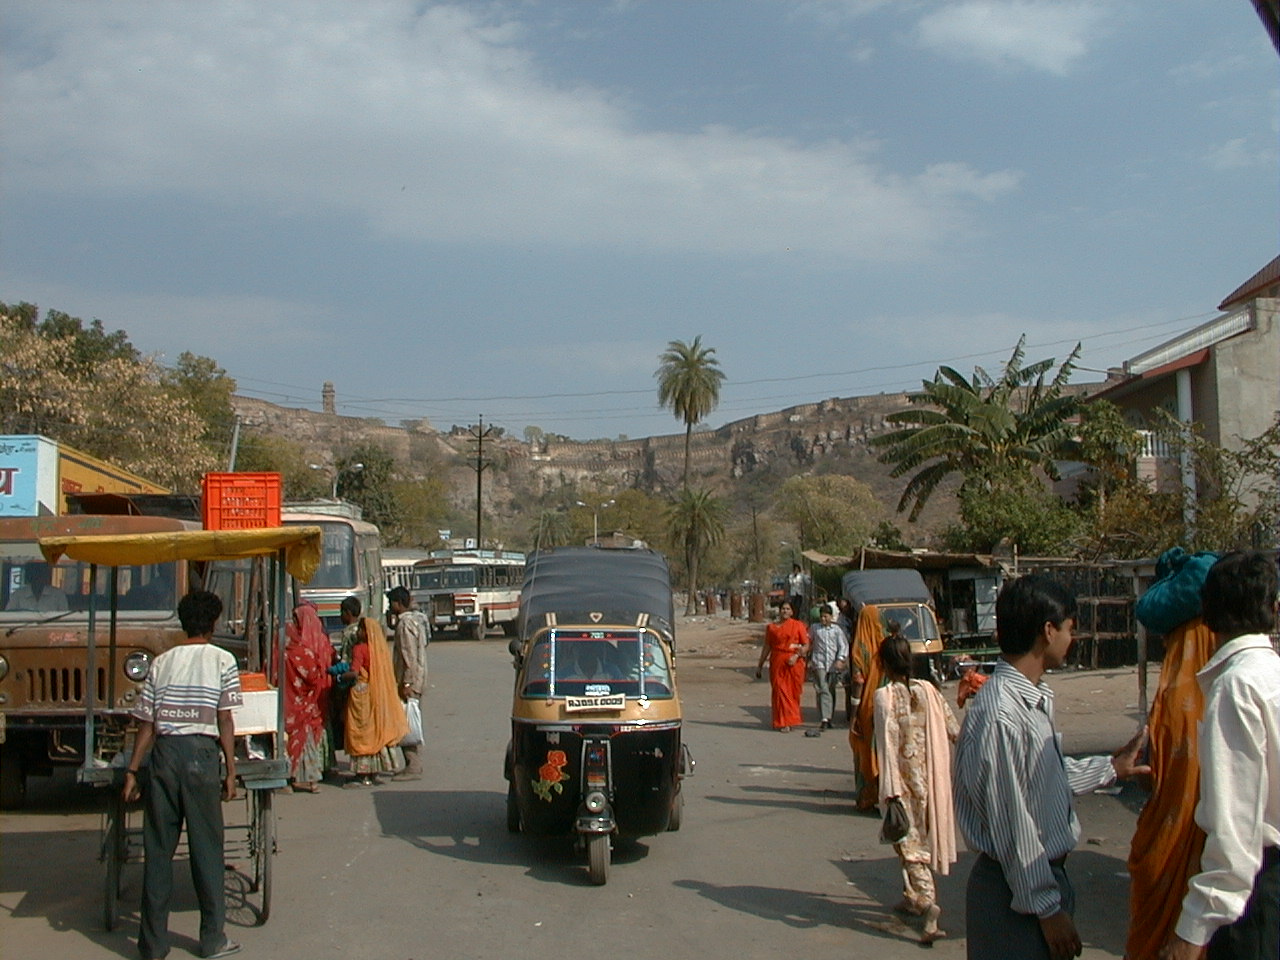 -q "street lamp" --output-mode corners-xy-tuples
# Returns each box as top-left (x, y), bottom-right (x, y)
(575, 499), (616, 545)
(333, 462), (364, 499)
(311, 462), (363, 499)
